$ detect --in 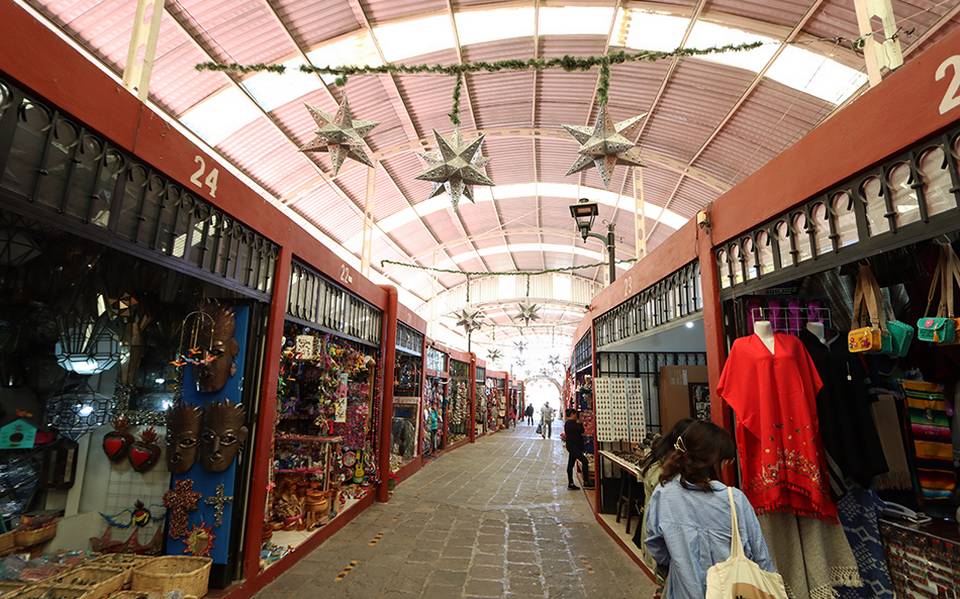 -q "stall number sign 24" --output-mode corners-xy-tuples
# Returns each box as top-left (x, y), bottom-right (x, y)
(938, 55), (960, 116)
(190, 155), (220, 198)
